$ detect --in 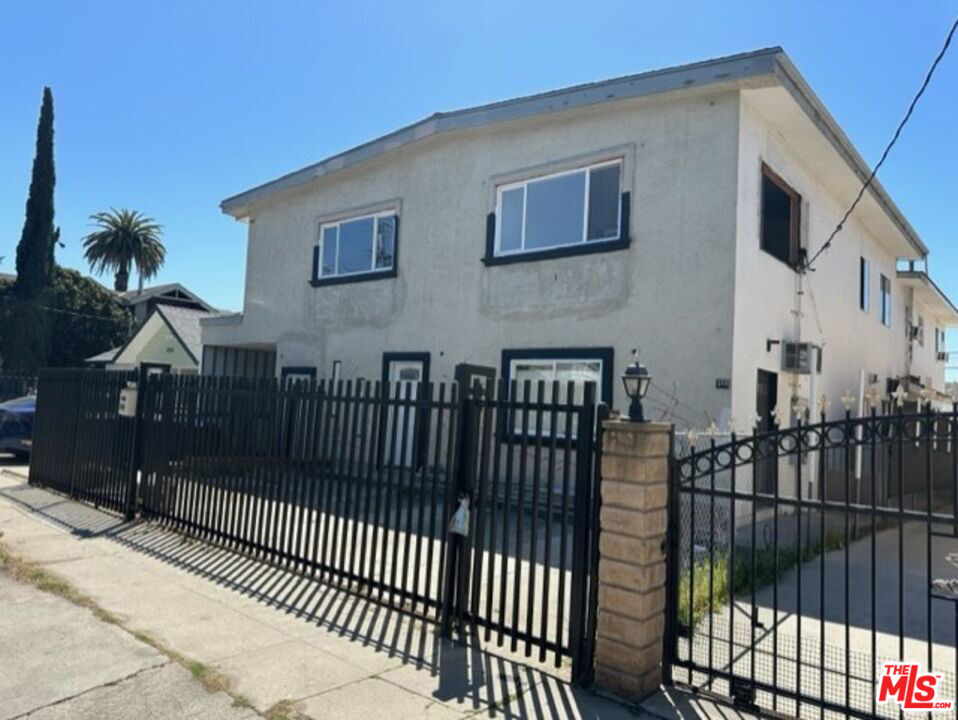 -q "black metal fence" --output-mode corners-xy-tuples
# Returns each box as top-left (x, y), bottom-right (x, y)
(30, 369), (138, 516)
(667, 409), (958, 719)
(0, 372), (35, 402)
(28, 369), (604, 678)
